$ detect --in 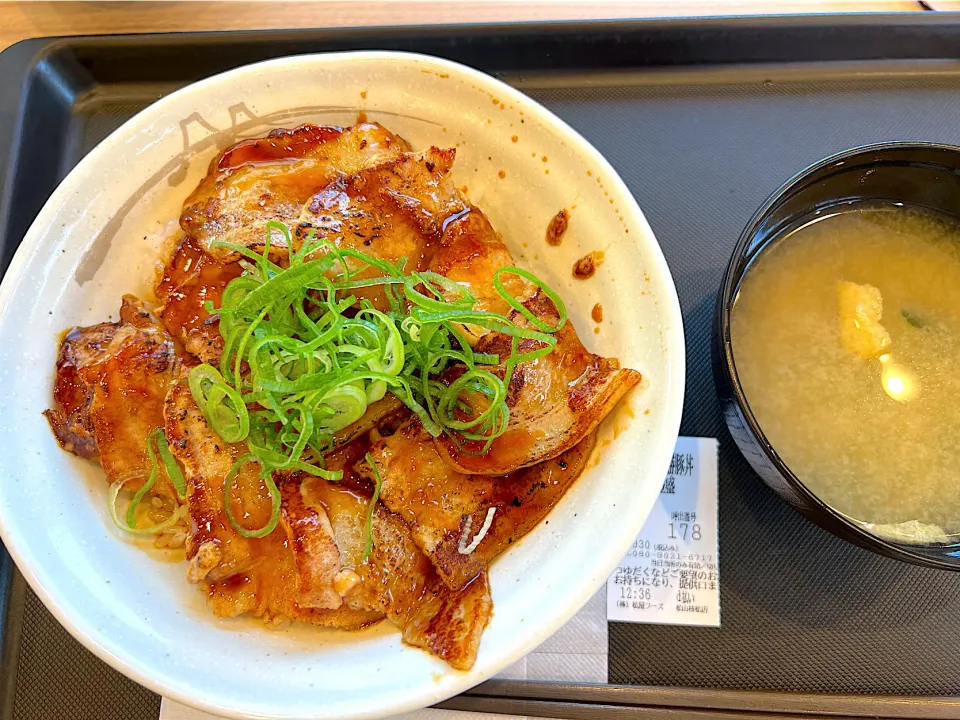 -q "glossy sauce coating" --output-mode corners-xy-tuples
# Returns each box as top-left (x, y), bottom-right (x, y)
(156, 236), (242, 363)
